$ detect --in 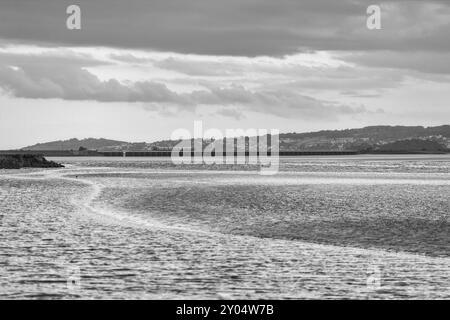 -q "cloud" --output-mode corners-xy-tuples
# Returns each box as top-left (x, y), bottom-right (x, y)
(0, 48), (109, 68)
(216, 108), (245, 120)
(0, 0), (449, 56)
(191, 85), (369, 119)
(116, 50), (447, 92)
(0, 64), (190, 104)
(154, 57), (242, 77)
(340, 51), (450, 75)
(0, 57), (369, 120)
